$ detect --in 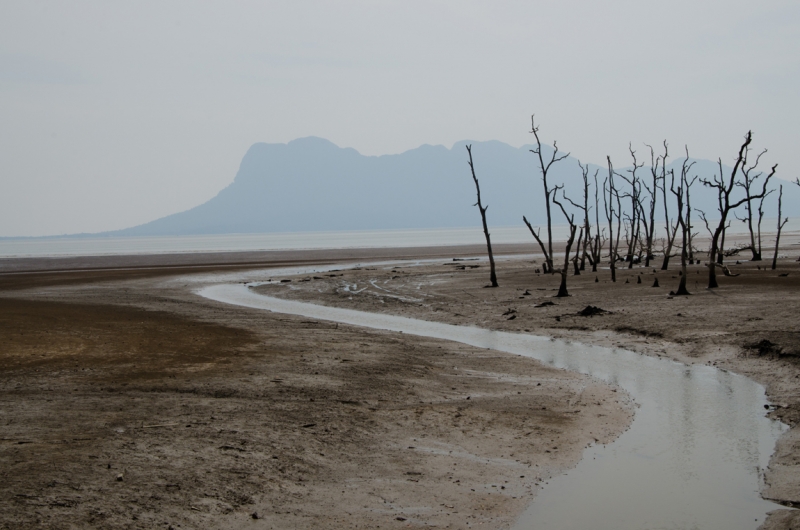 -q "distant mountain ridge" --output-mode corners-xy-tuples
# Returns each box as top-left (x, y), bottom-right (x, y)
(104, 137), (797, 237)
